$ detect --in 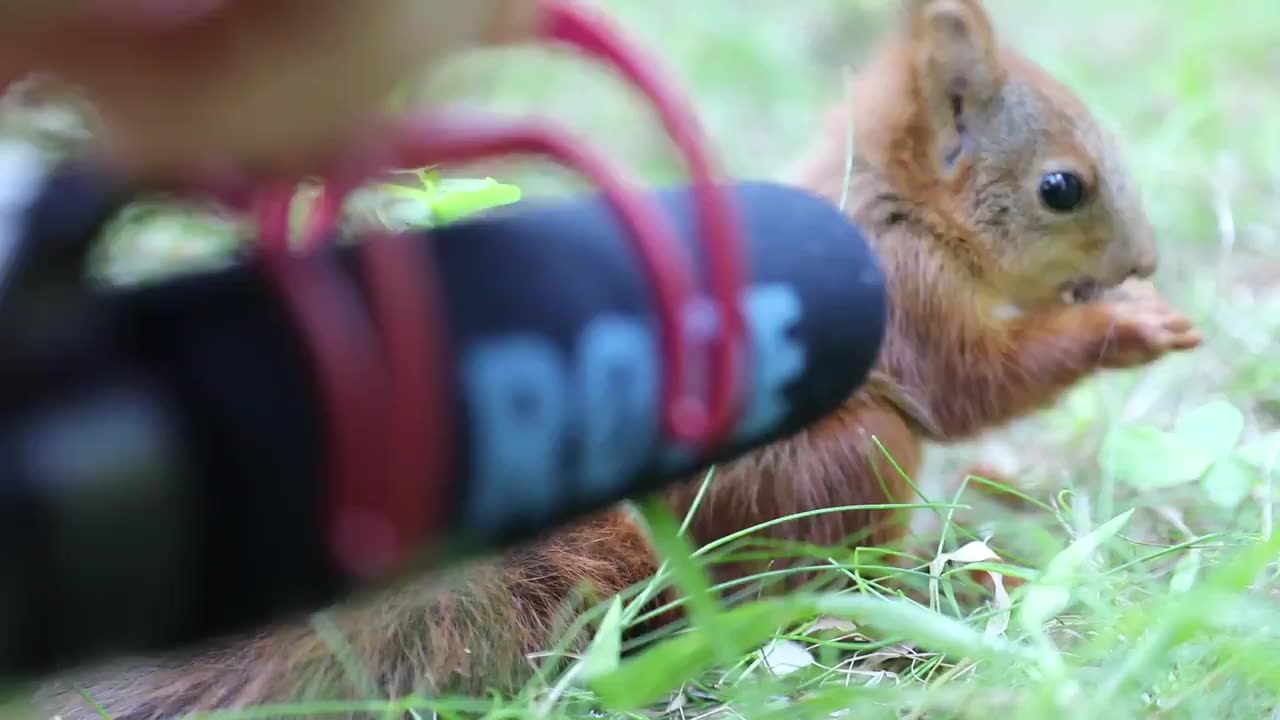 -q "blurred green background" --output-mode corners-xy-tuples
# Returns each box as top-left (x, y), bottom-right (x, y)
(5, 1), (1280, 717)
